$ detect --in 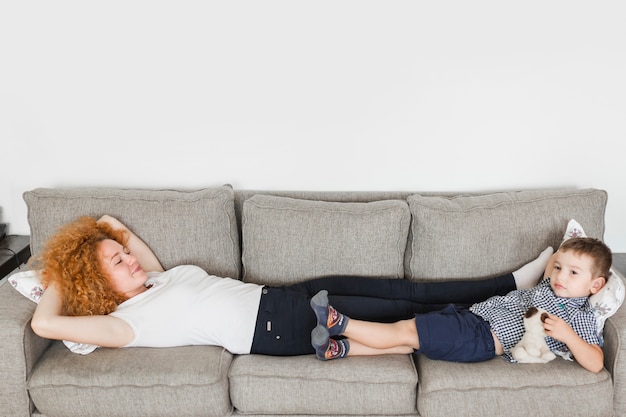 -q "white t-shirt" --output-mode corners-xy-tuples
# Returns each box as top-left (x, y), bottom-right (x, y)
(110, 265), (263, 354)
